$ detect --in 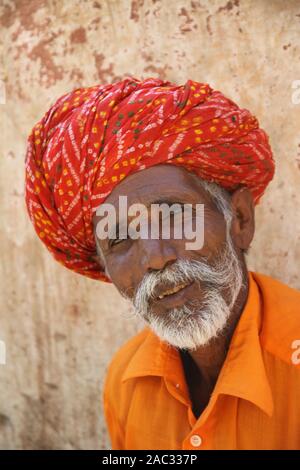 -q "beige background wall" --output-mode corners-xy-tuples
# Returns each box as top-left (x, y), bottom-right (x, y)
(1, 0), (299, 449)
